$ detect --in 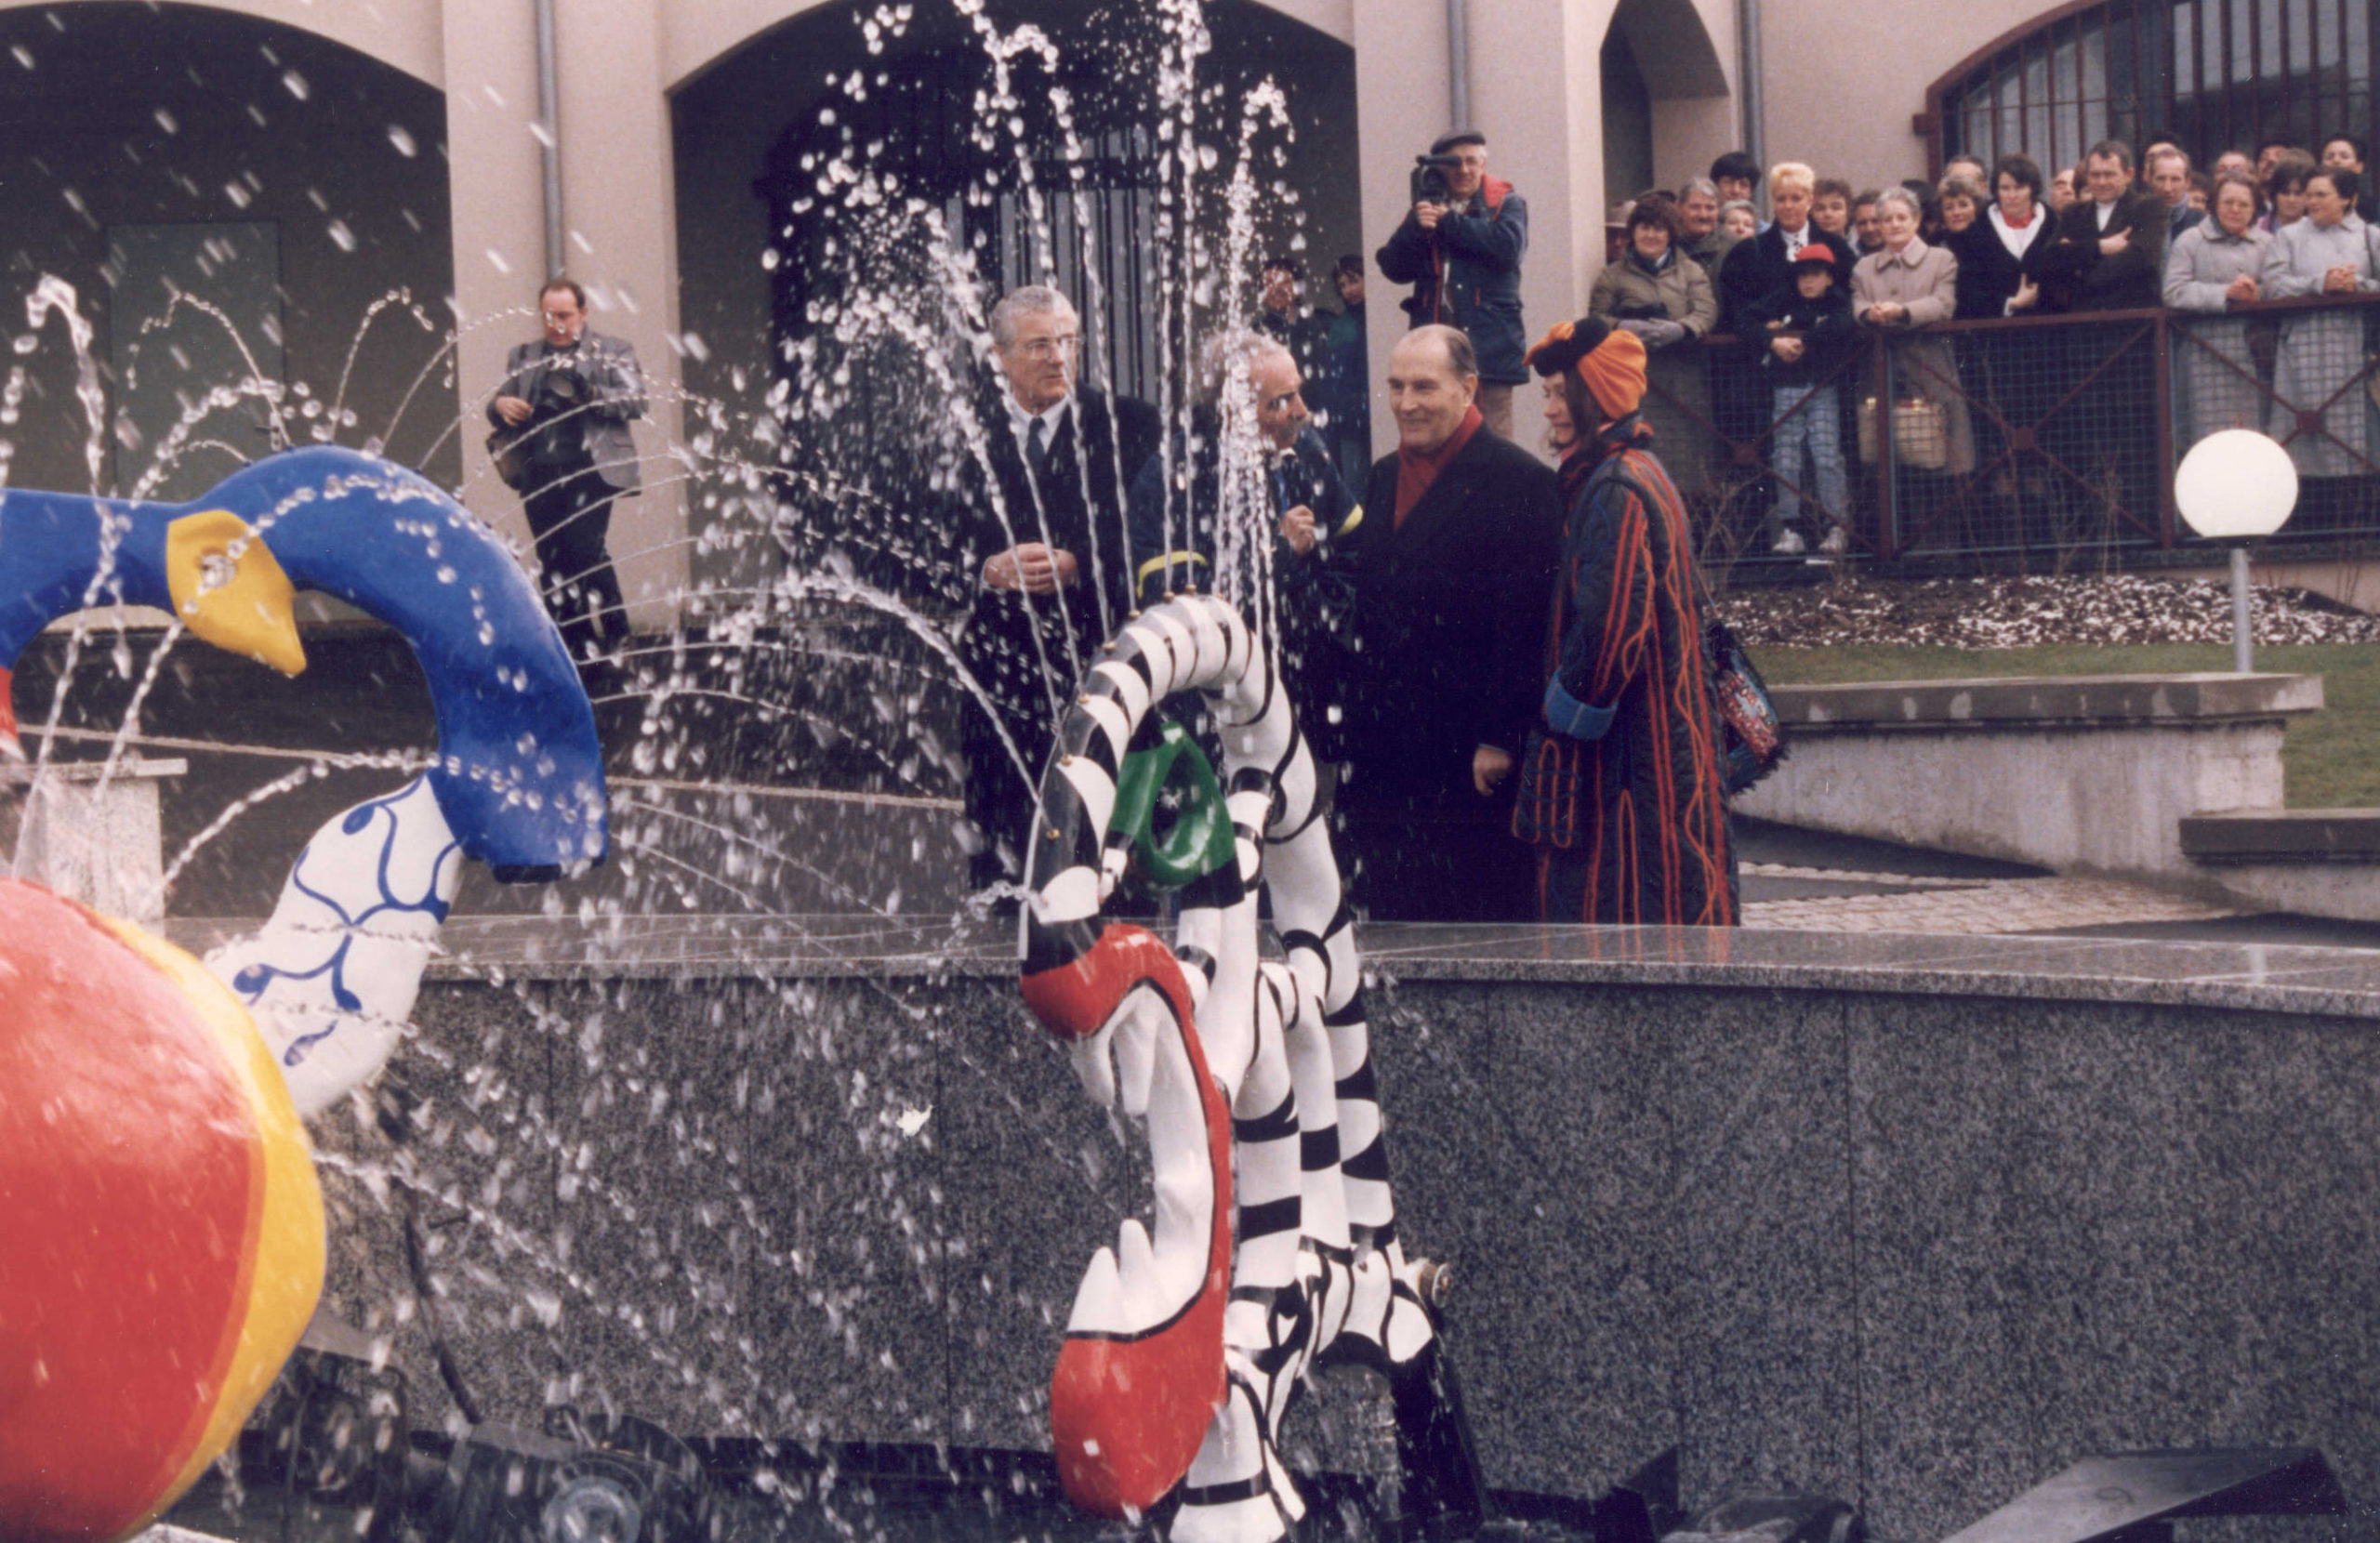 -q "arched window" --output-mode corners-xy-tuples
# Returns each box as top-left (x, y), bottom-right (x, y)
(1926, 0), (2375, 173)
